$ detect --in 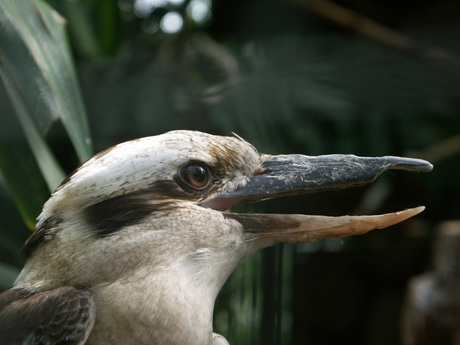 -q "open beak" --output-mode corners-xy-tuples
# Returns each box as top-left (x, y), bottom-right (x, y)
(213, 154), (433, 244)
